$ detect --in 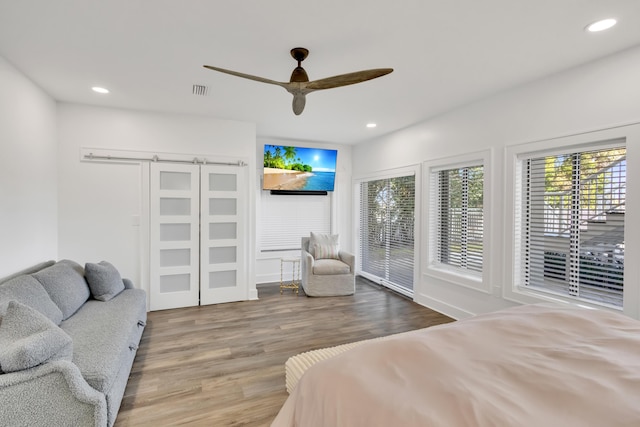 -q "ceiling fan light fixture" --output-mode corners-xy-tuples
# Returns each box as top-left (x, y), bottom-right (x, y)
(586, 18), (617, 32)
